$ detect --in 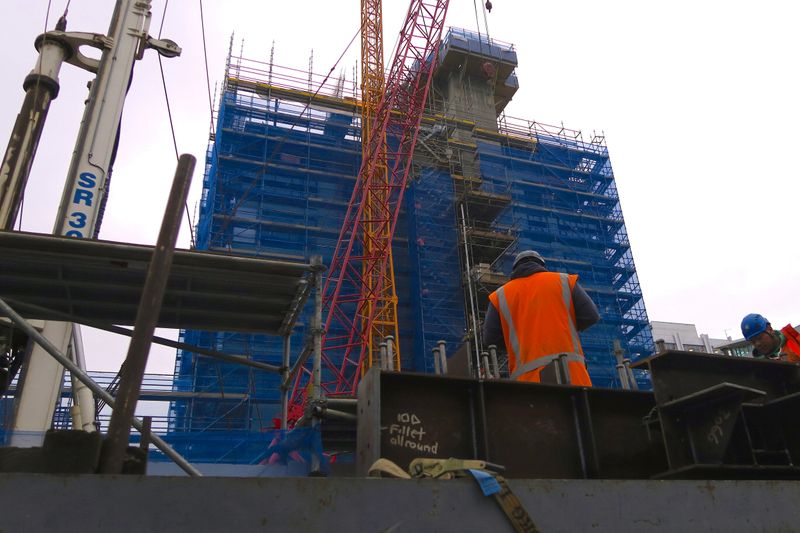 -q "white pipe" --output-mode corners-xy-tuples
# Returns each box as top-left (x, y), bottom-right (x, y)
(385, 335), (395, 371)
(70, 324), (96, 432)
(438, 340), (448, 374)
(459, 204), (481, 377)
